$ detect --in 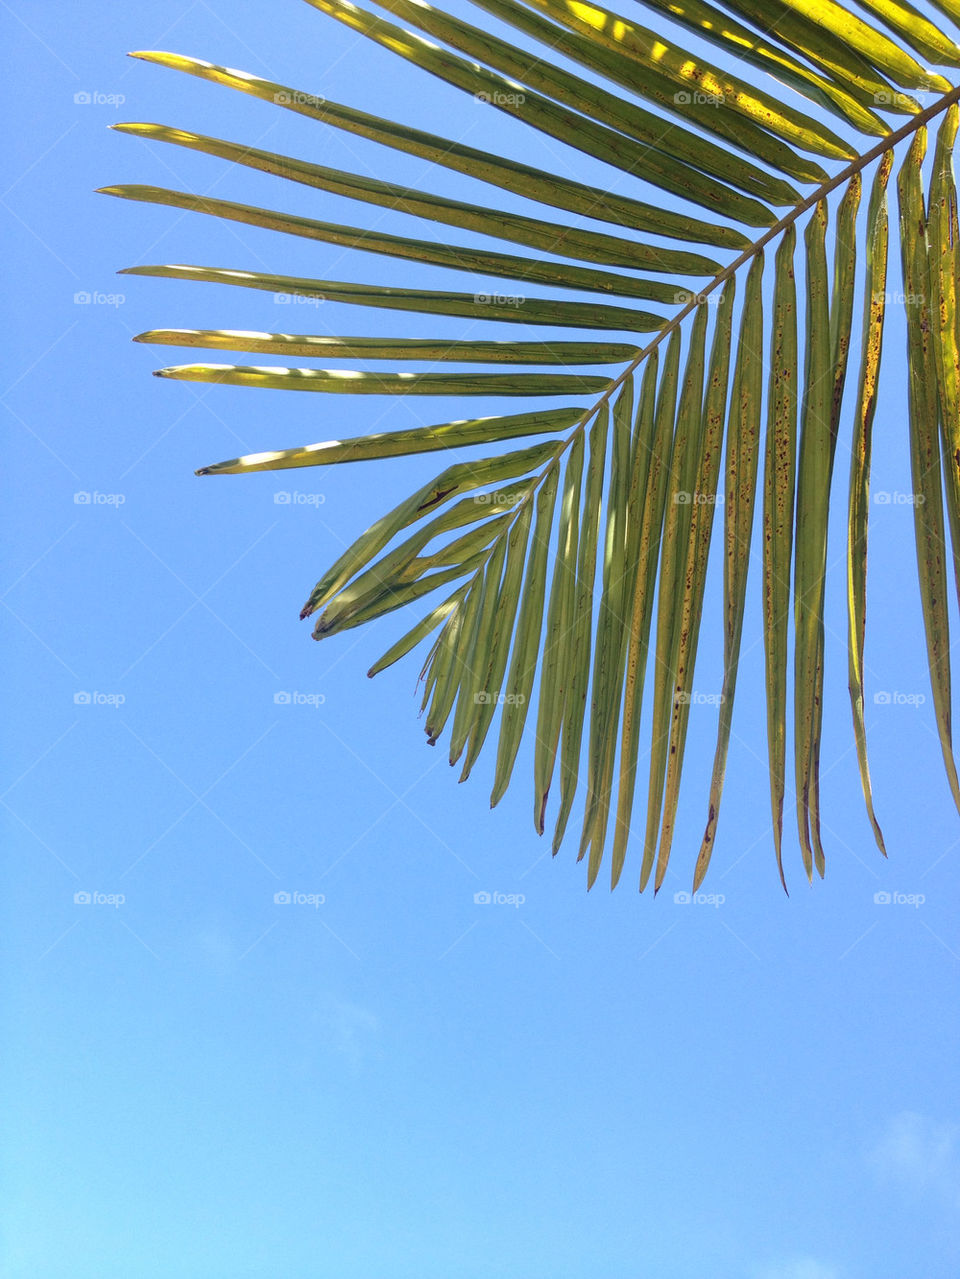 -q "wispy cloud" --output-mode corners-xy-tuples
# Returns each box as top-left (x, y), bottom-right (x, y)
(314, 995), (379, 1067)
(868, 1111), (960, 1204)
